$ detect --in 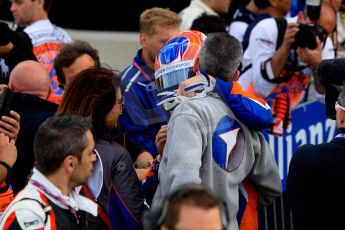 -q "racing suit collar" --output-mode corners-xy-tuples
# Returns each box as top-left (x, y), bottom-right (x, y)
(29, 168), (98, 216)
(134, 49), (155, 78)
